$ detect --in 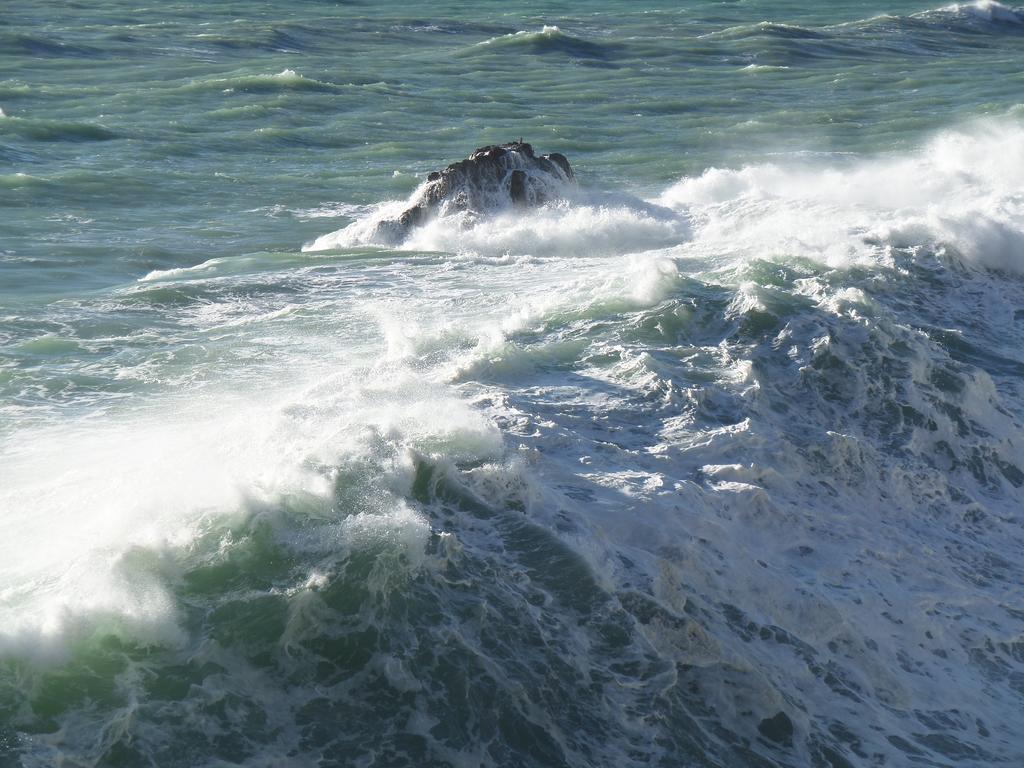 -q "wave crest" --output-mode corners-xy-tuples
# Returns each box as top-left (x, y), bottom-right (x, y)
(184, 68), (338, 94)
(661, 118), (1024, 274)
(304, 189), (690, 258)
(464, 25), (618, 61)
